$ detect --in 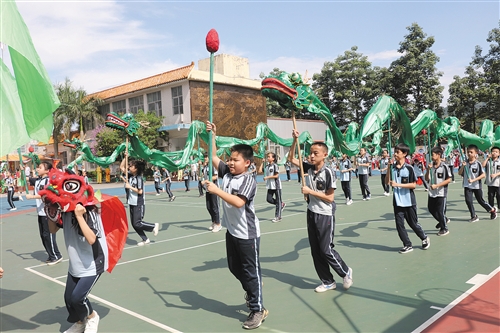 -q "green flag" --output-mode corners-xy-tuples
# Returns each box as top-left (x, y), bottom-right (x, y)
(0, 0), (60, 155)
